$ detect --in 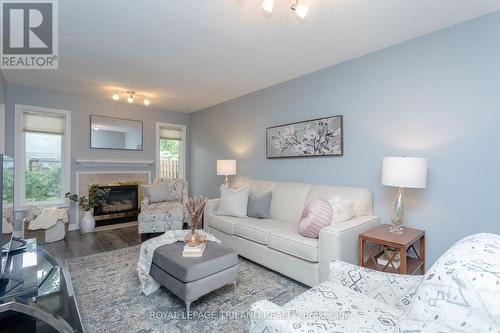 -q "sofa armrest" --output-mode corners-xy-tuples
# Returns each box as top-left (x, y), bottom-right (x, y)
(249, 300), (289, 333)
(205, 199), (219, 215)
(318, 215), (380, 282)
(203, 199), (219, 231)
(329, 260), (422, 311)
